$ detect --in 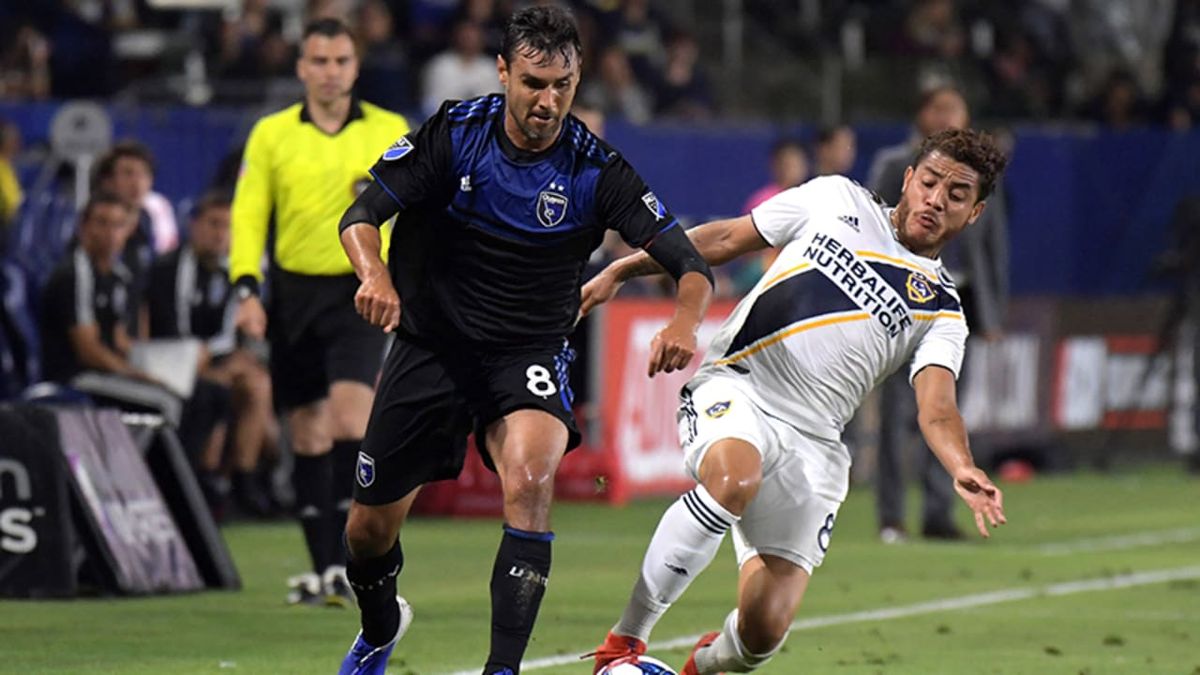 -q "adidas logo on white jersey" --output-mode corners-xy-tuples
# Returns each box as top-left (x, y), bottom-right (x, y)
(837, 214), (860, 231)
